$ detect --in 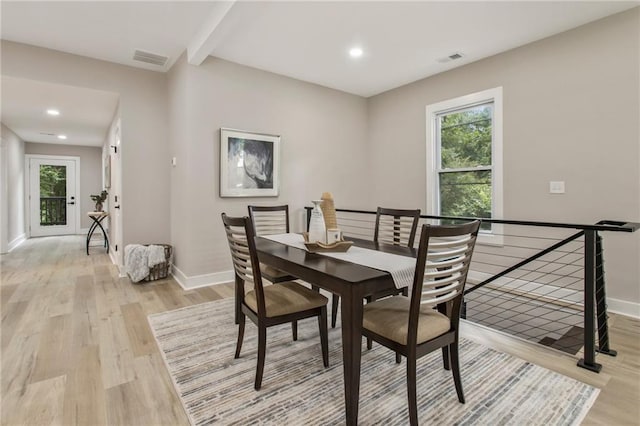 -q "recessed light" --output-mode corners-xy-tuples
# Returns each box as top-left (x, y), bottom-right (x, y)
(46, 109), (60, 116)
(57, 135), (67, 140)
(349, 47), (363, 58)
